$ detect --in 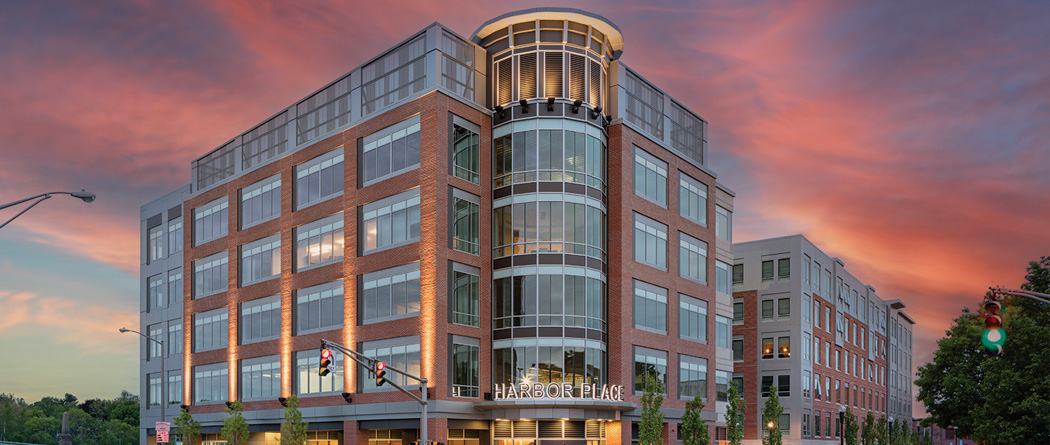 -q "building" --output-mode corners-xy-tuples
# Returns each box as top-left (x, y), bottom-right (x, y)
(138, 8), (738, 445)
(731, 235), (914, 444)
